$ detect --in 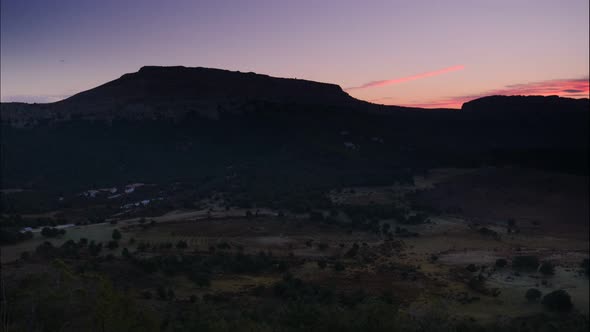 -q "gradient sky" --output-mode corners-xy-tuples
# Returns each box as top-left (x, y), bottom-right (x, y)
(1, 0), (589, 108)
